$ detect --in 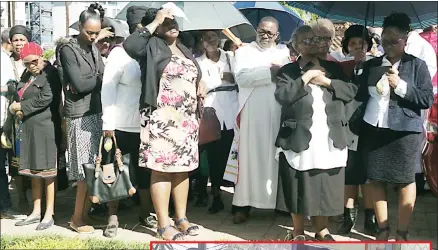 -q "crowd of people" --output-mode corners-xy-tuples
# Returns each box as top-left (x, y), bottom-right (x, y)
(1, 2), (437, 242)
